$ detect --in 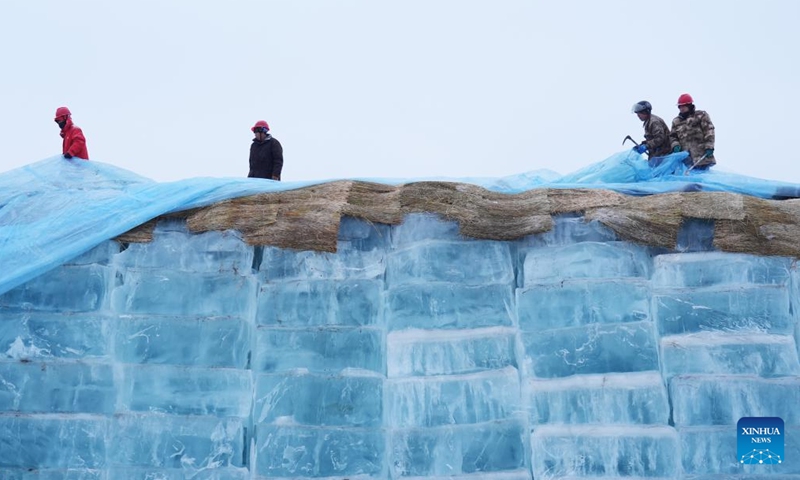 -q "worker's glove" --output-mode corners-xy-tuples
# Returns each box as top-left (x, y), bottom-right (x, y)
(672, 145), (681, 153)
(704, 149), (714, 158)
(63, 153), (73, 159)
(633, 144), (647, 154)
